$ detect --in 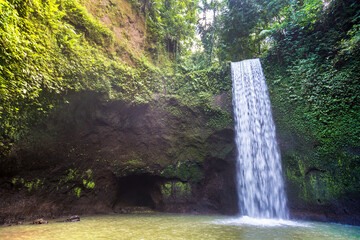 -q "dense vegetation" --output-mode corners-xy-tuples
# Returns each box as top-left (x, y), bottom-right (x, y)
(200, 0), (360, 203)
(1, 0), (360, 206)
(176, 0), (360, 203)
(0, 0), (165, 158)
(262, 0), (360, 202)
(0, 0), (232, 160)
